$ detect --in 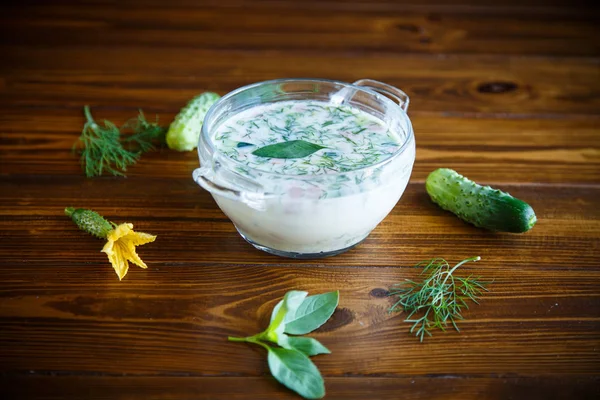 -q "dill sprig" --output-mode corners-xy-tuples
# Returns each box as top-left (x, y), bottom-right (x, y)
(389, 256), (488, 341)
(73, 106), (167, 178)
(74, 106), (139, 177)
(122, 110), (167, 153)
